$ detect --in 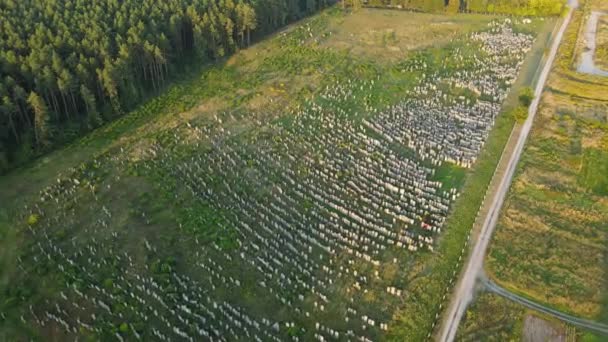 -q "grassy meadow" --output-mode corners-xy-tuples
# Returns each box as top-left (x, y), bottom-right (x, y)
(321, 10), (496, 61)
(0, 6), (552, 341)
